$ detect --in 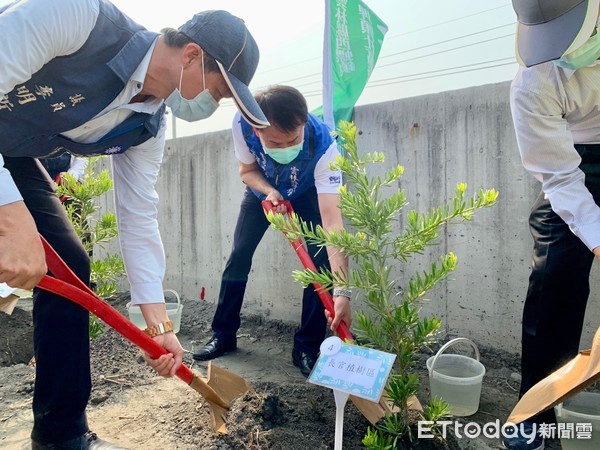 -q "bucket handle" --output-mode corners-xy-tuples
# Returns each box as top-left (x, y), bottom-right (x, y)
(428, 337), (480, 376)
(555, 402), (563, 417)
(163, 289), (180, 305)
